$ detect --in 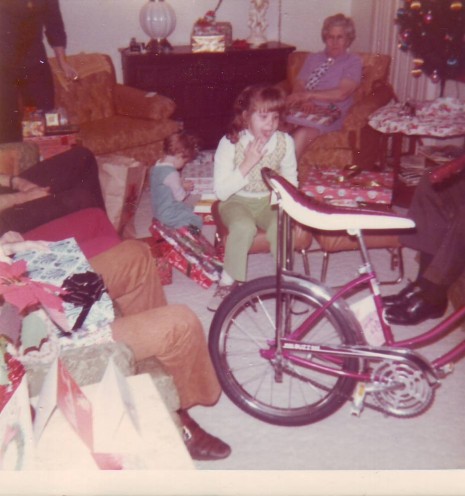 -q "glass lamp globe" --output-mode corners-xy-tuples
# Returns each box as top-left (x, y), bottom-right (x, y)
(140, 0), (177, 53)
